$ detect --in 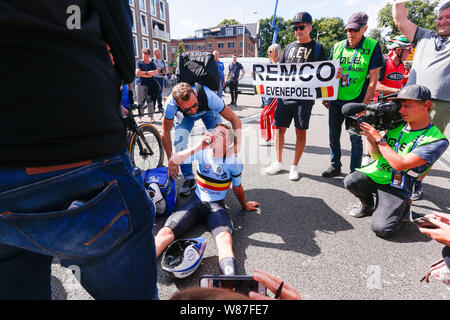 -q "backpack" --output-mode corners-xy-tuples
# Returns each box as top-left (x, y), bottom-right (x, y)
(176, 51), (220, 91)
(142, 167), (177, 217)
